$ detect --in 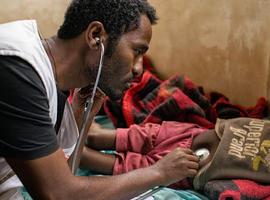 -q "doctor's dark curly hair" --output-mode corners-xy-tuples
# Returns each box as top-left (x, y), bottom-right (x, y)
(58, 0), (158, 41)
